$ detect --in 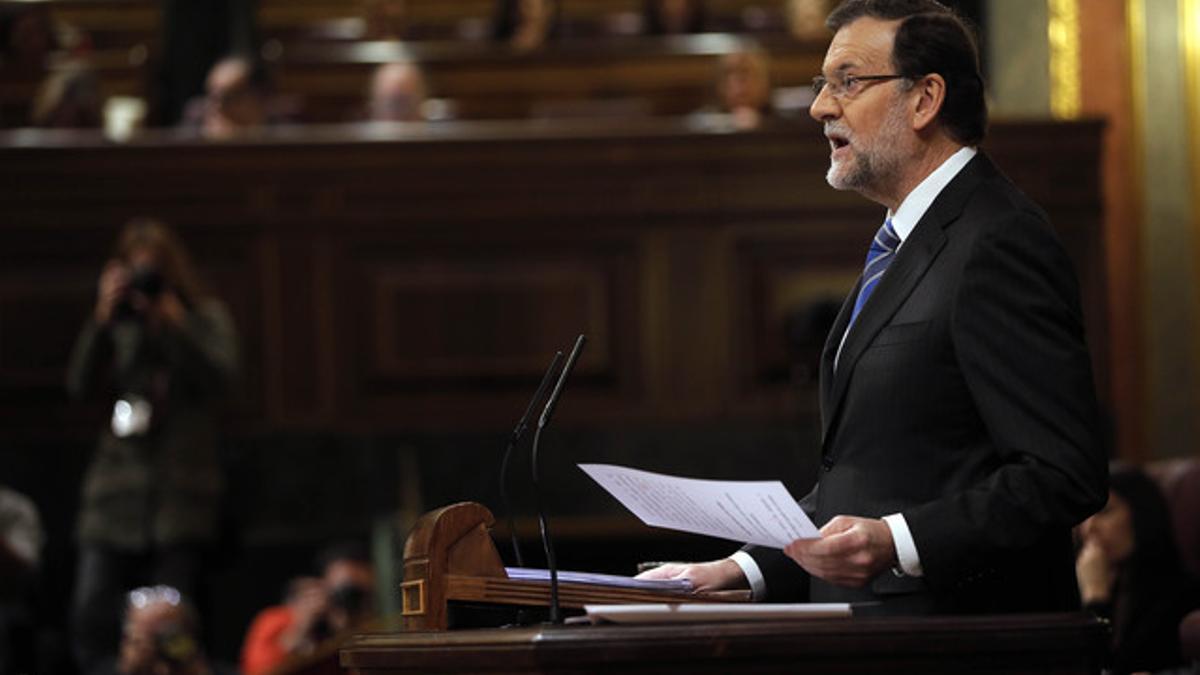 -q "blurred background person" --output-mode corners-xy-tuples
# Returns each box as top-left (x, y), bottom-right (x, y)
(30, 62), (104, 129)
(365, 62), (427, 123)
(0, 485), (42, 675)
(317, 542), (376, 636)
(689, 48), (773, 131)
(643, 0), (707, 35)
(784, 0), (833, 41)
(118, 586), (216, 675)
(183, 56), (270, 139)
(1076, 465), (1200, 674)
(492, 0), (560, 51)
(714, 49), (771, 129)
(67, 219), (239, 674)
(156, 0), (256, 126)
(240, 542), (376, 675)
(240, 577), (327, 675)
